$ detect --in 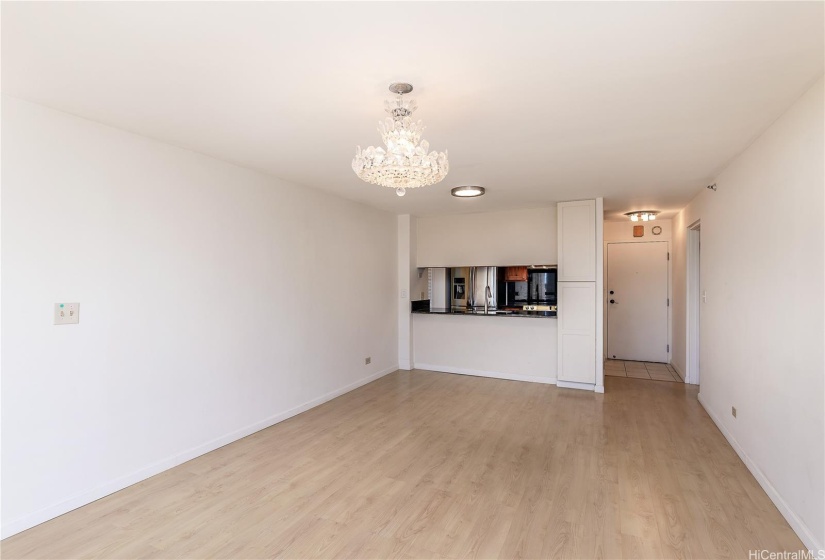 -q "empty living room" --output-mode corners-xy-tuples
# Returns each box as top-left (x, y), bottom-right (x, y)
(1, 2), (823, 559)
